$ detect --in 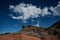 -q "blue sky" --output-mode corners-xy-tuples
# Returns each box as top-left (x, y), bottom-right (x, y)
(0, 0), (60, 34)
